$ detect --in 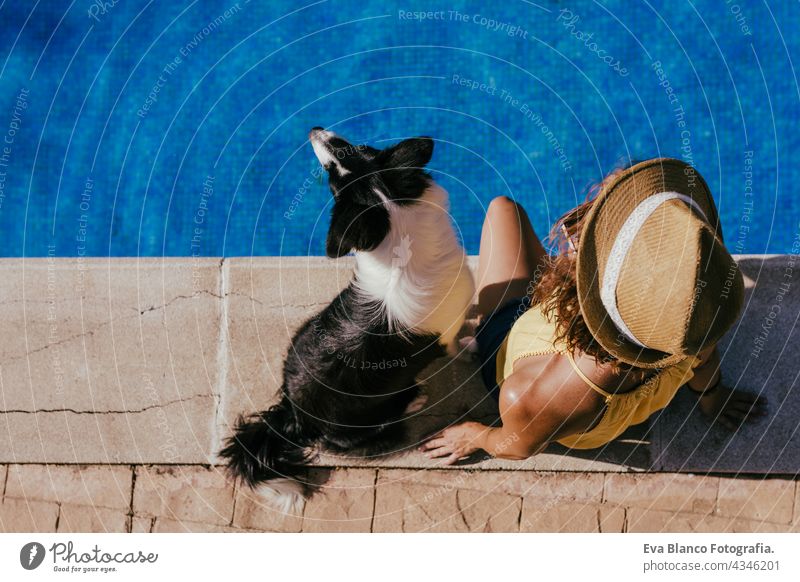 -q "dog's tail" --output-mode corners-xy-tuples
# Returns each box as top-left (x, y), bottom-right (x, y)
(219, 400), (314, 514)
